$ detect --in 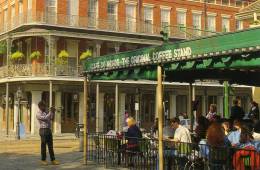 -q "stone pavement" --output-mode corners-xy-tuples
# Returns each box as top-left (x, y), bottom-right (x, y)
(0, 138), (126, 170)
